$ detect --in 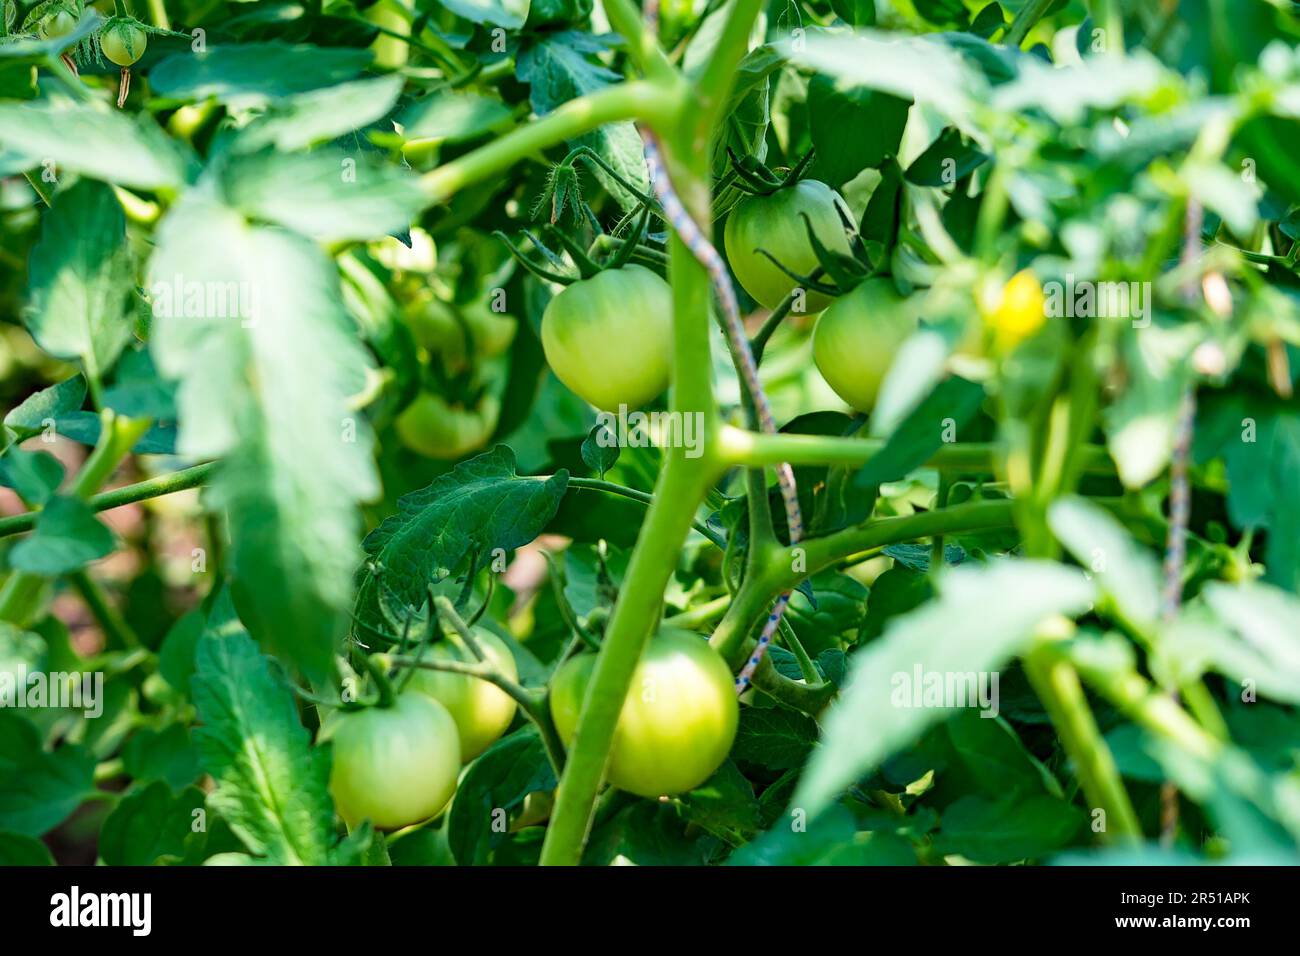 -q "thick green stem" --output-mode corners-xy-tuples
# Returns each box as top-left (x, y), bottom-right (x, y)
(0, 461), (217, 539)
(540, 193), (722, 863)
(712, 498), (1018, 662)
(717, 425), (1113, 475)
(422, 82), (672, 202)
(539, 455), (718, 864)
(1022, 640), (1142, 841)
